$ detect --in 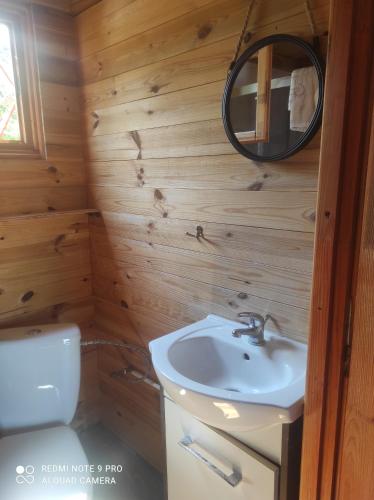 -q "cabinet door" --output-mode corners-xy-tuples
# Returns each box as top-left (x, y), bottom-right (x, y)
(165, 398), (279, 500)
